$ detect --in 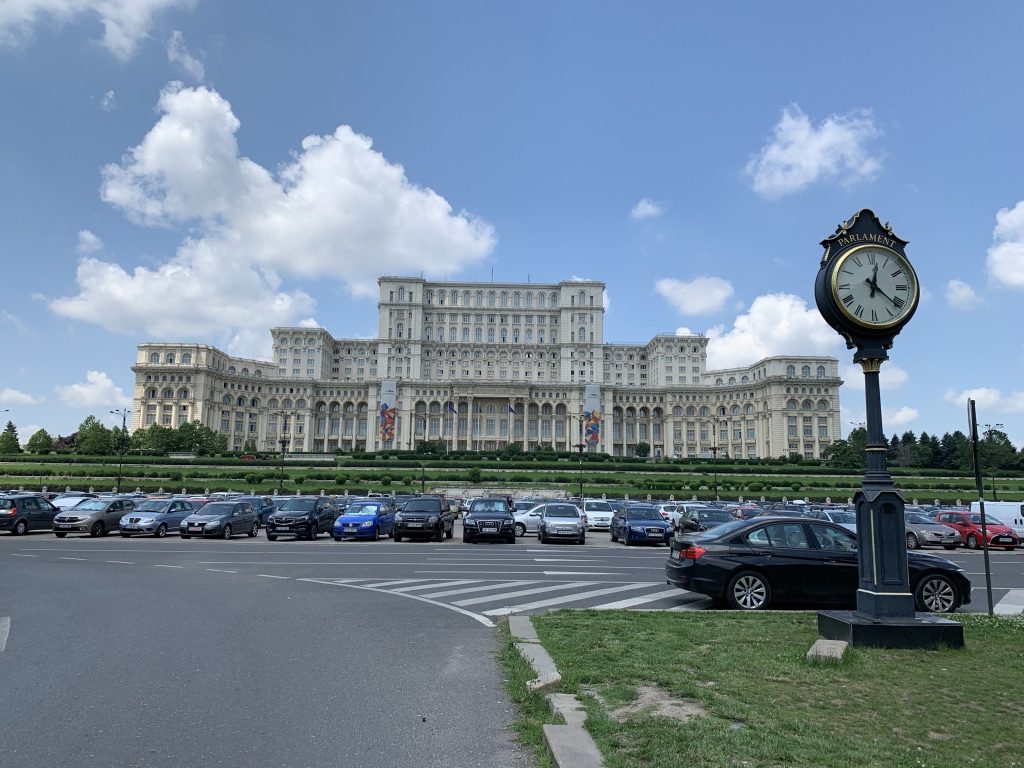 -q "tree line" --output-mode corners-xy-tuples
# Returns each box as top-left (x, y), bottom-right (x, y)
(0, 418), (228, 456)
(824, 427), (1020, 472)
